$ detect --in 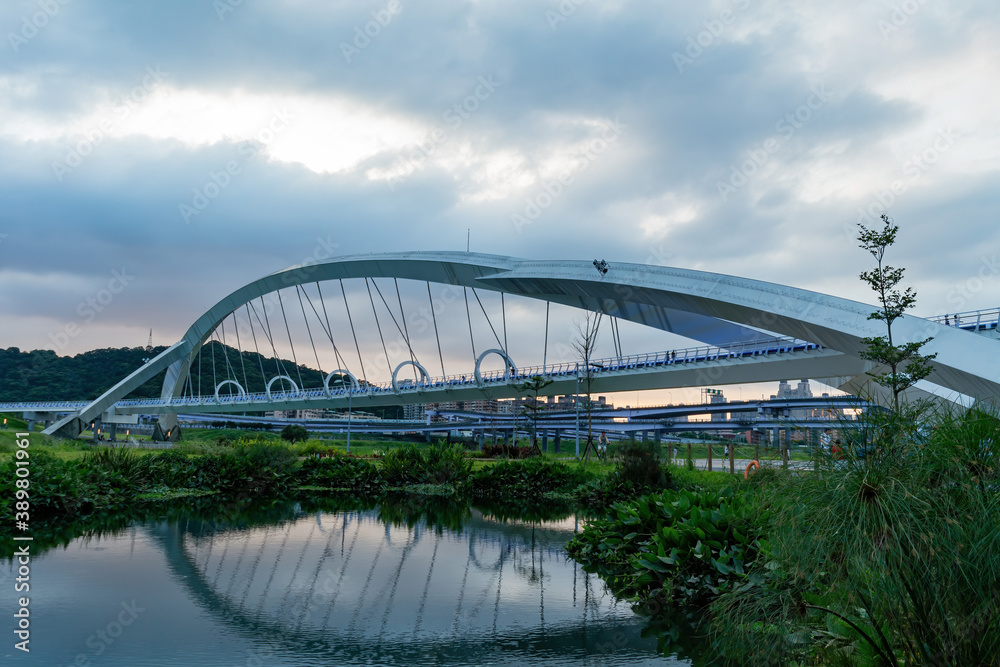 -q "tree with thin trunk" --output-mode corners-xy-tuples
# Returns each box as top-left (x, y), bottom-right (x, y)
(516, 375), (553, 453)
(572, 311), (603, 459)
(857, 213), (937, 413)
